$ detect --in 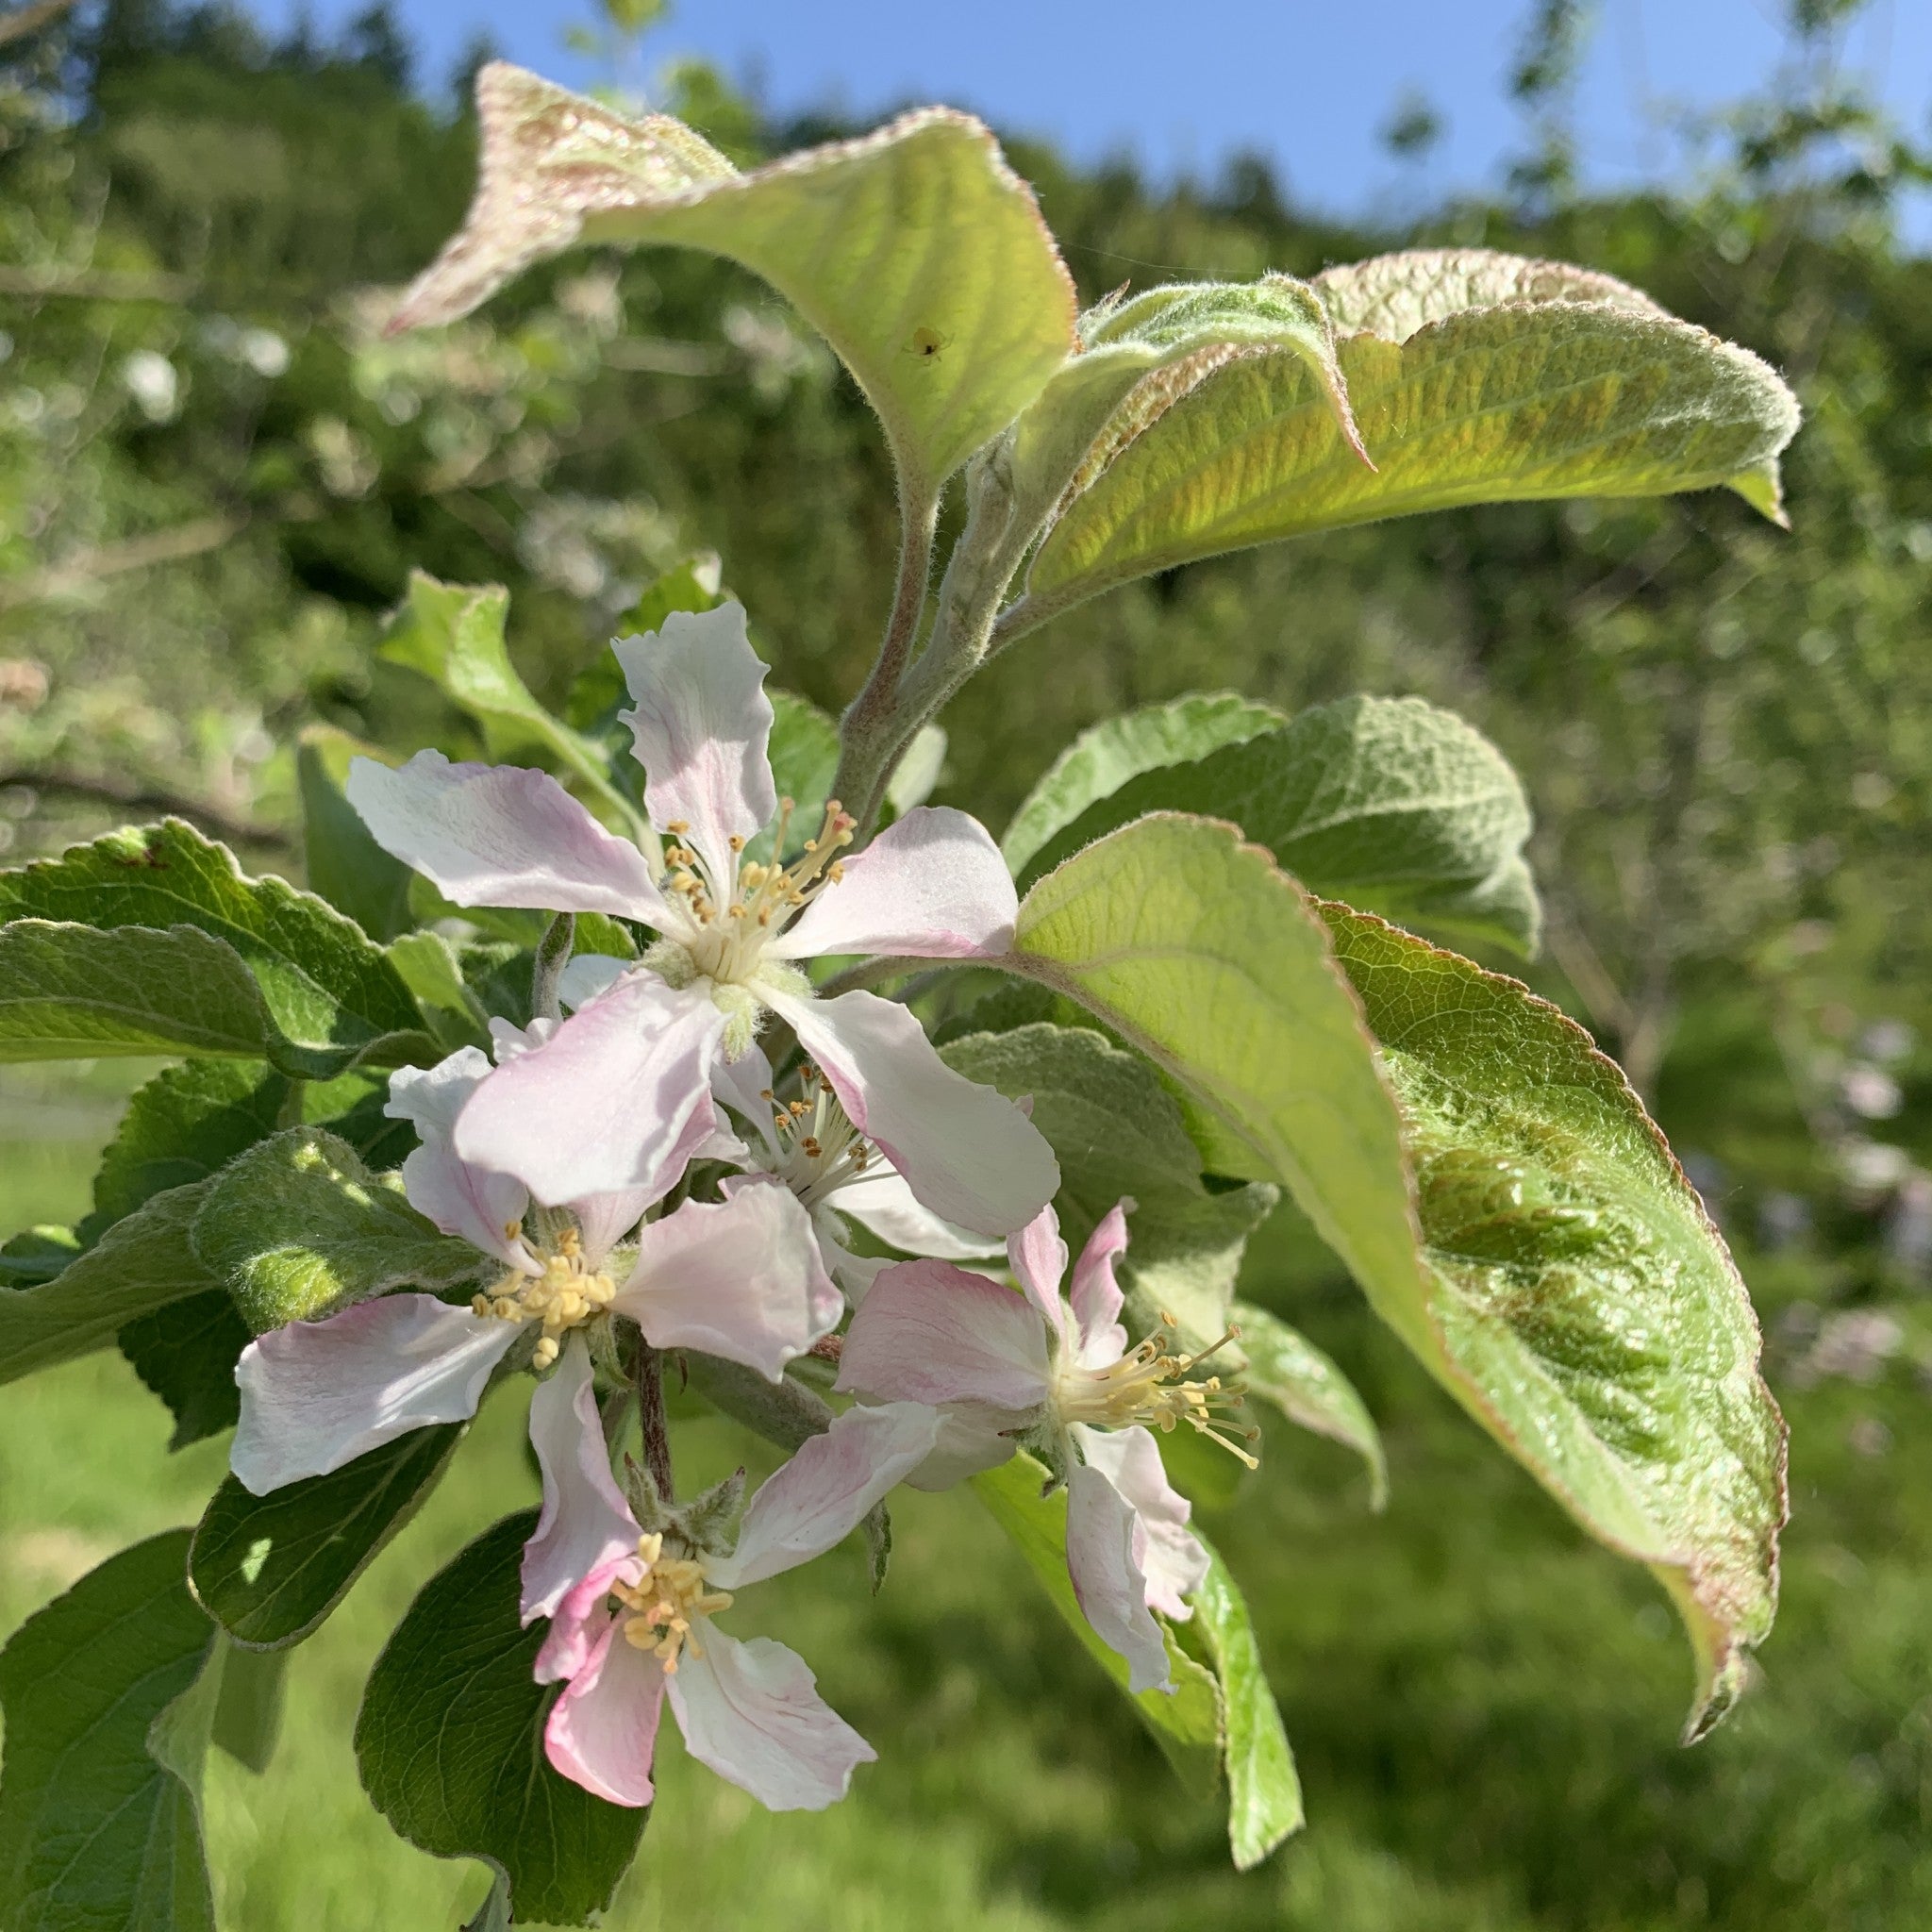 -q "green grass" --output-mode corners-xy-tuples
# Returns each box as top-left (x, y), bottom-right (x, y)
(4, 1077), (1930, 1930)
